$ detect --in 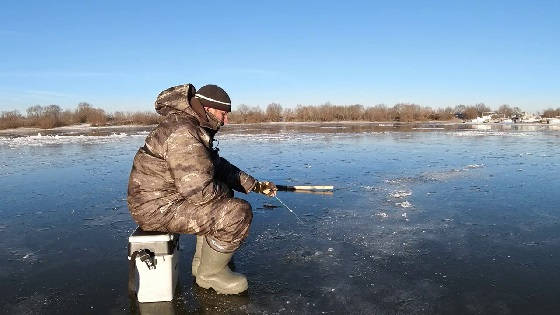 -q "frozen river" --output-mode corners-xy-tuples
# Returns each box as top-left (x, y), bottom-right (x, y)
(1, 123), (559, 314)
